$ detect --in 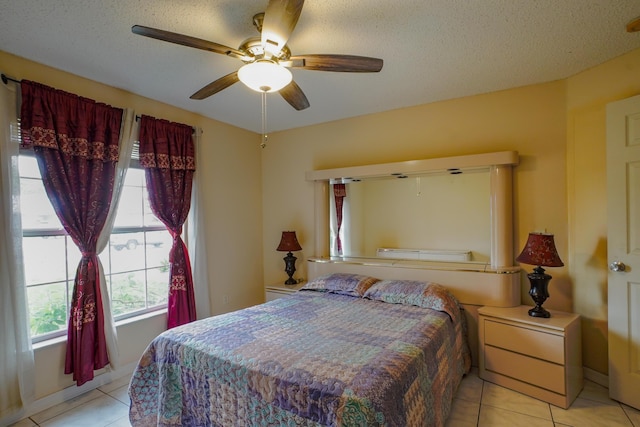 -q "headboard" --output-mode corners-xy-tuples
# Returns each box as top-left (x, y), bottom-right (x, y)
(307, 258), (520, 308)
(306, 151), (521, 365)
(306, 151), (520, 271)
